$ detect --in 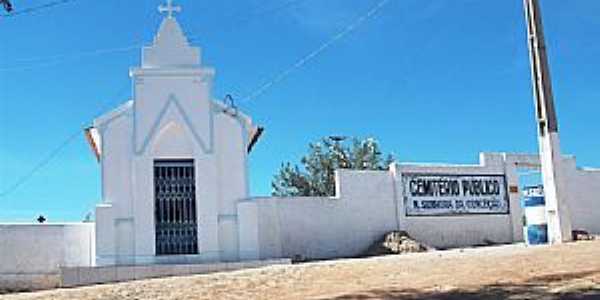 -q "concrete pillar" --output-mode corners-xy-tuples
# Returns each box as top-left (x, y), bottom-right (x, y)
(503, 156), (525, 242)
